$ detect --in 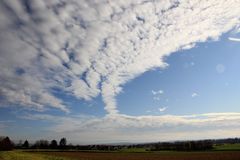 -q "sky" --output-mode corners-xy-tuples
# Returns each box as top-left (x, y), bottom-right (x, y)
(0, 0), (240, 144)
